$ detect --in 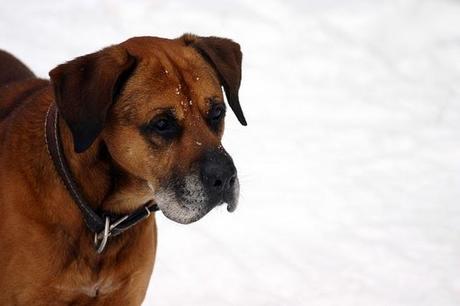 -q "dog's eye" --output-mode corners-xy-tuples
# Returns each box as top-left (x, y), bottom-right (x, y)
(146, 116), (180, 139)
(209, 104), (226, 124)
(154, 119), (170, 131)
